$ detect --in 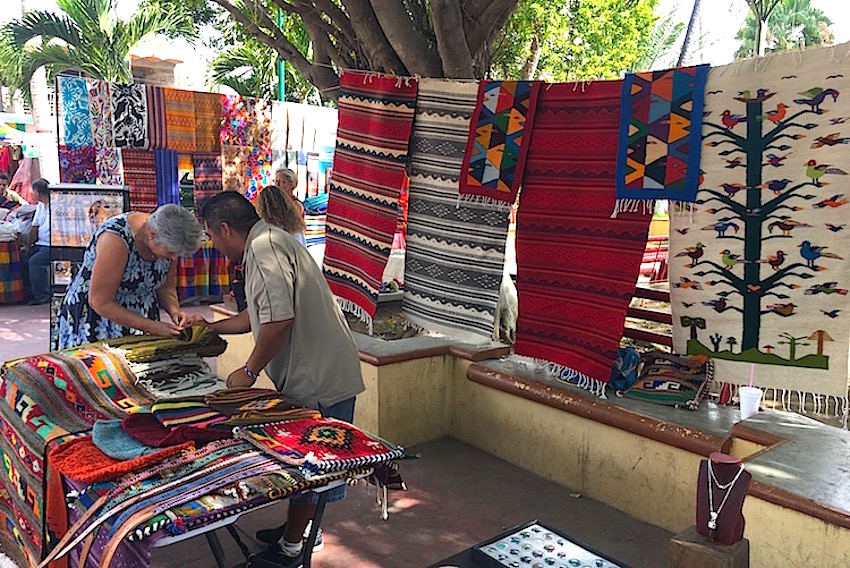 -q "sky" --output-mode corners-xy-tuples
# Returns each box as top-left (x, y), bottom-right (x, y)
(2, 0), (850, 87)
